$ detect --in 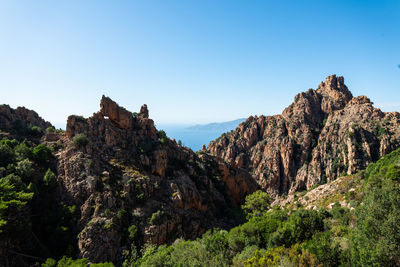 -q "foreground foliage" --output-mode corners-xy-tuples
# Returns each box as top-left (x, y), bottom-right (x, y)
(132, 147), (400, 267)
